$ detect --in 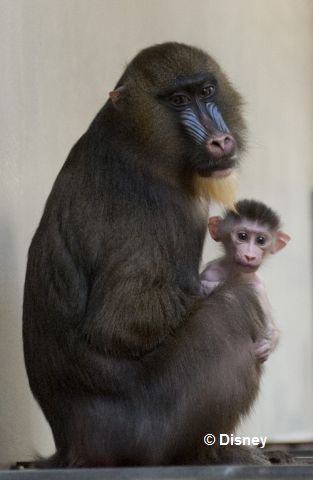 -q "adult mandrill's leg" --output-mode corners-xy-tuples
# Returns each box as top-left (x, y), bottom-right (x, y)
(33, 284), (267, 468)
